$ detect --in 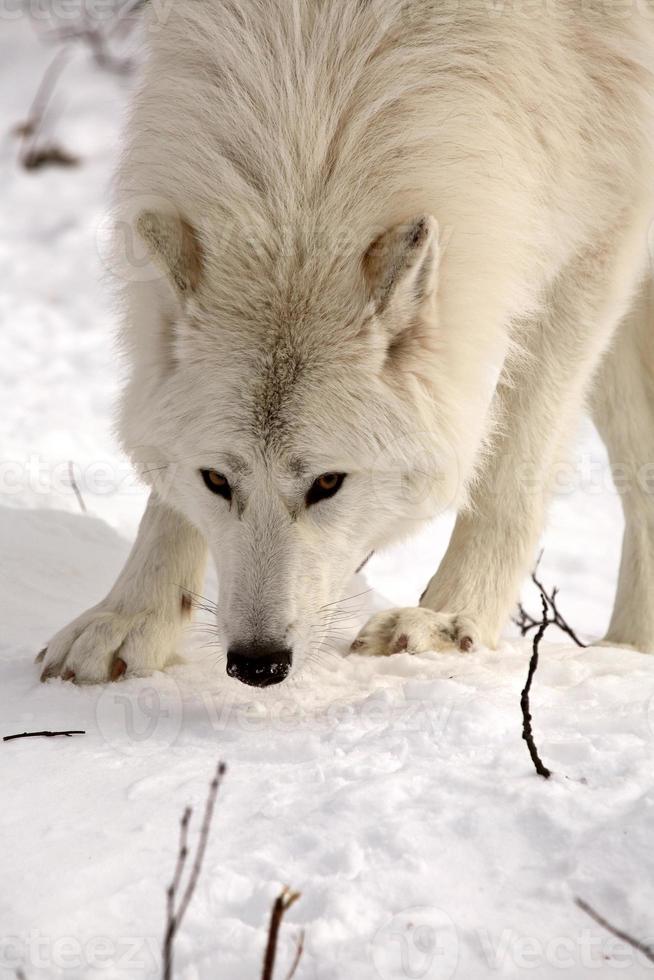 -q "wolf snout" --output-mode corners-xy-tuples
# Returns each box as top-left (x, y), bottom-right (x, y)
(226, 642), (292, 687)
